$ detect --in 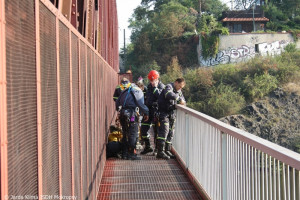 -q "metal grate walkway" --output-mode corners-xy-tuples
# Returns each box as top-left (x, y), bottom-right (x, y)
(97, 154), (202, 200)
